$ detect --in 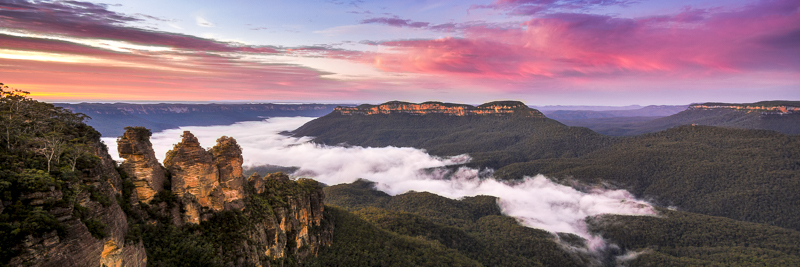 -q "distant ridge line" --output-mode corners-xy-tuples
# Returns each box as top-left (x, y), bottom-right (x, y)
(334, 100), (545, 117)
(690, 101), (800, 115)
